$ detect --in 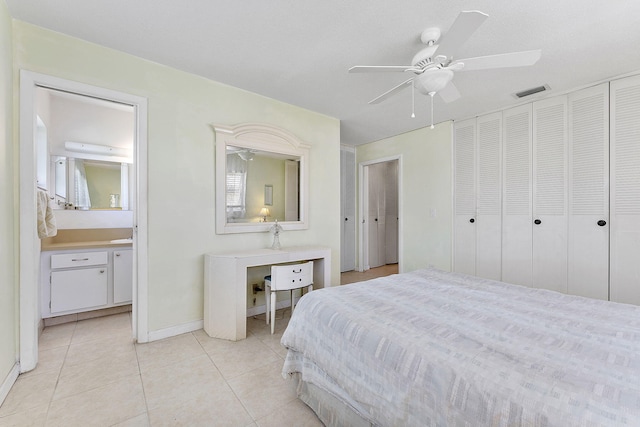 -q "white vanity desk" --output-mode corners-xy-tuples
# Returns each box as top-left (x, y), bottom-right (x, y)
(204, 245), (332, 341)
